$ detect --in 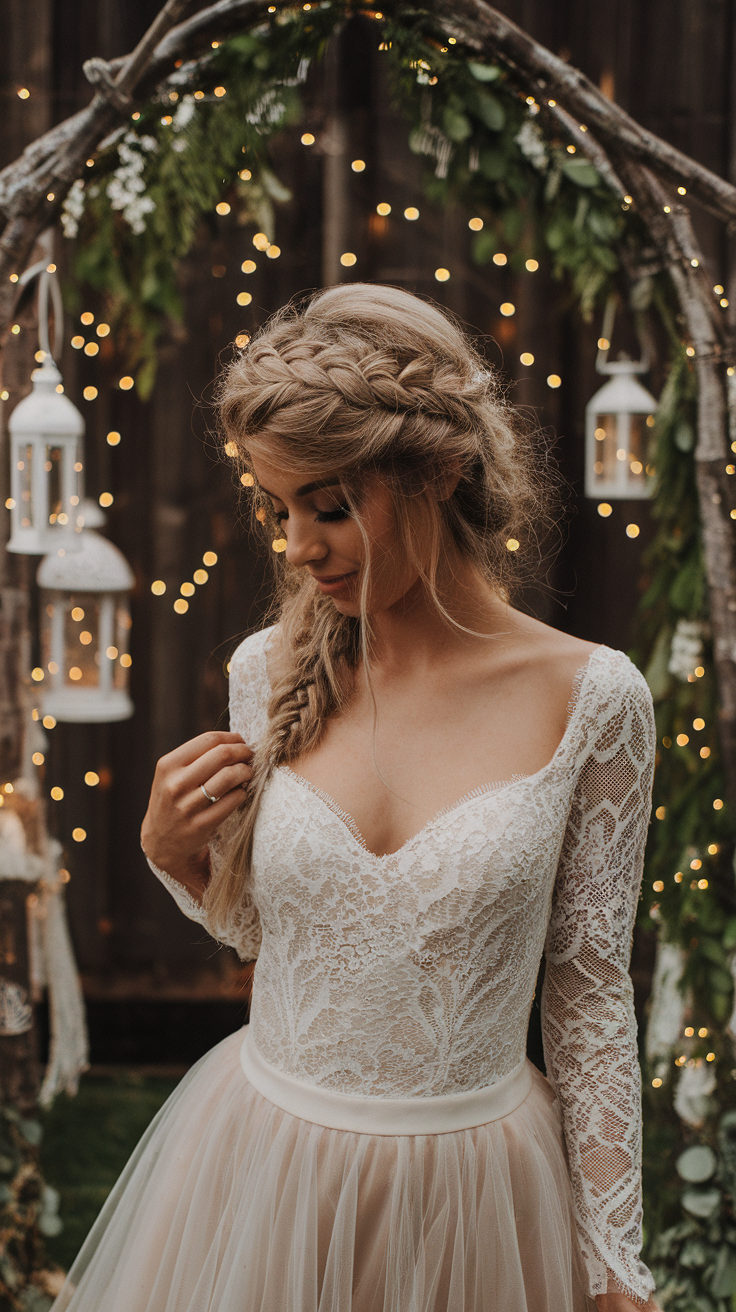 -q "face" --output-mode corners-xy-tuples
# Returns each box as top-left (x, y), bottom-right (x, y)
(249, 453), (422, 618)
